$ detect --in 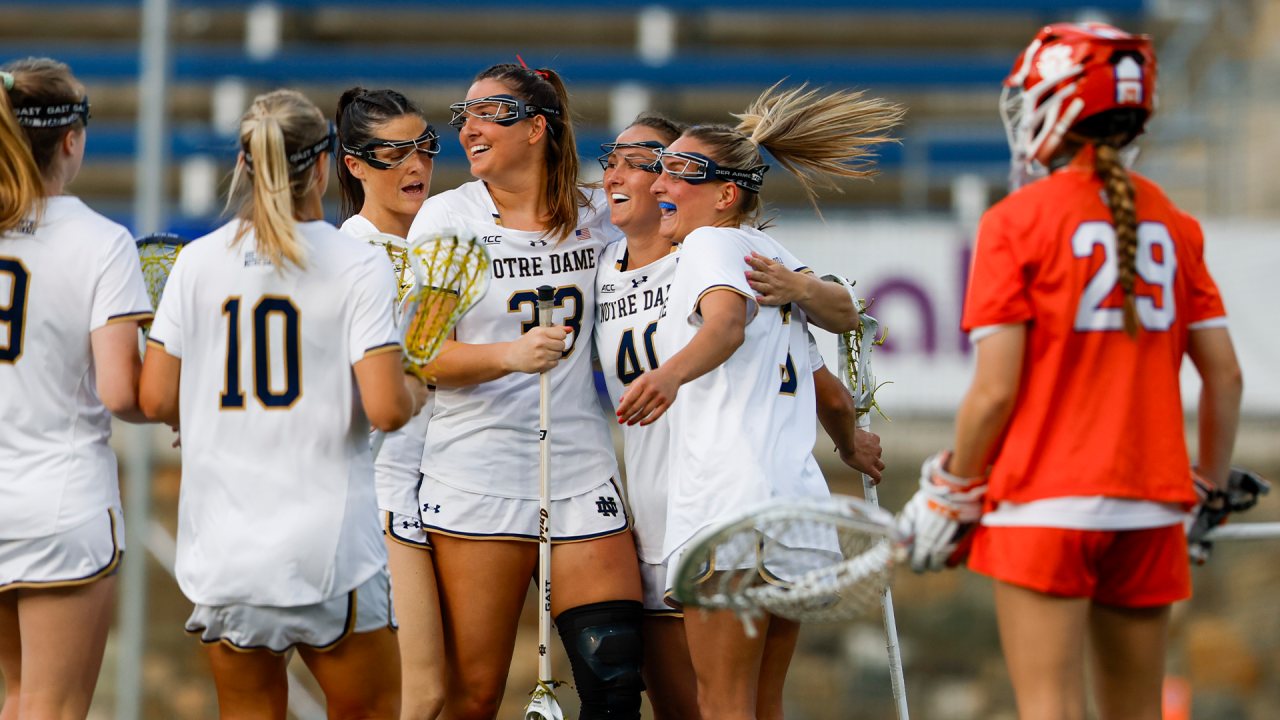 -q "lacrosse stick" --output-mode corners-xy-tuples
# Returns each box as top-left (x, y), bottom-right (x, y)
(672, 494), (904, 631)
(135, 232), (191, 336)
(826, 274), (909, 720)
(354, 231), (417, 303)
(369, 228), (491, 459)
(1204, 523), (1280, 541)
(526, 285), (565, 720)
